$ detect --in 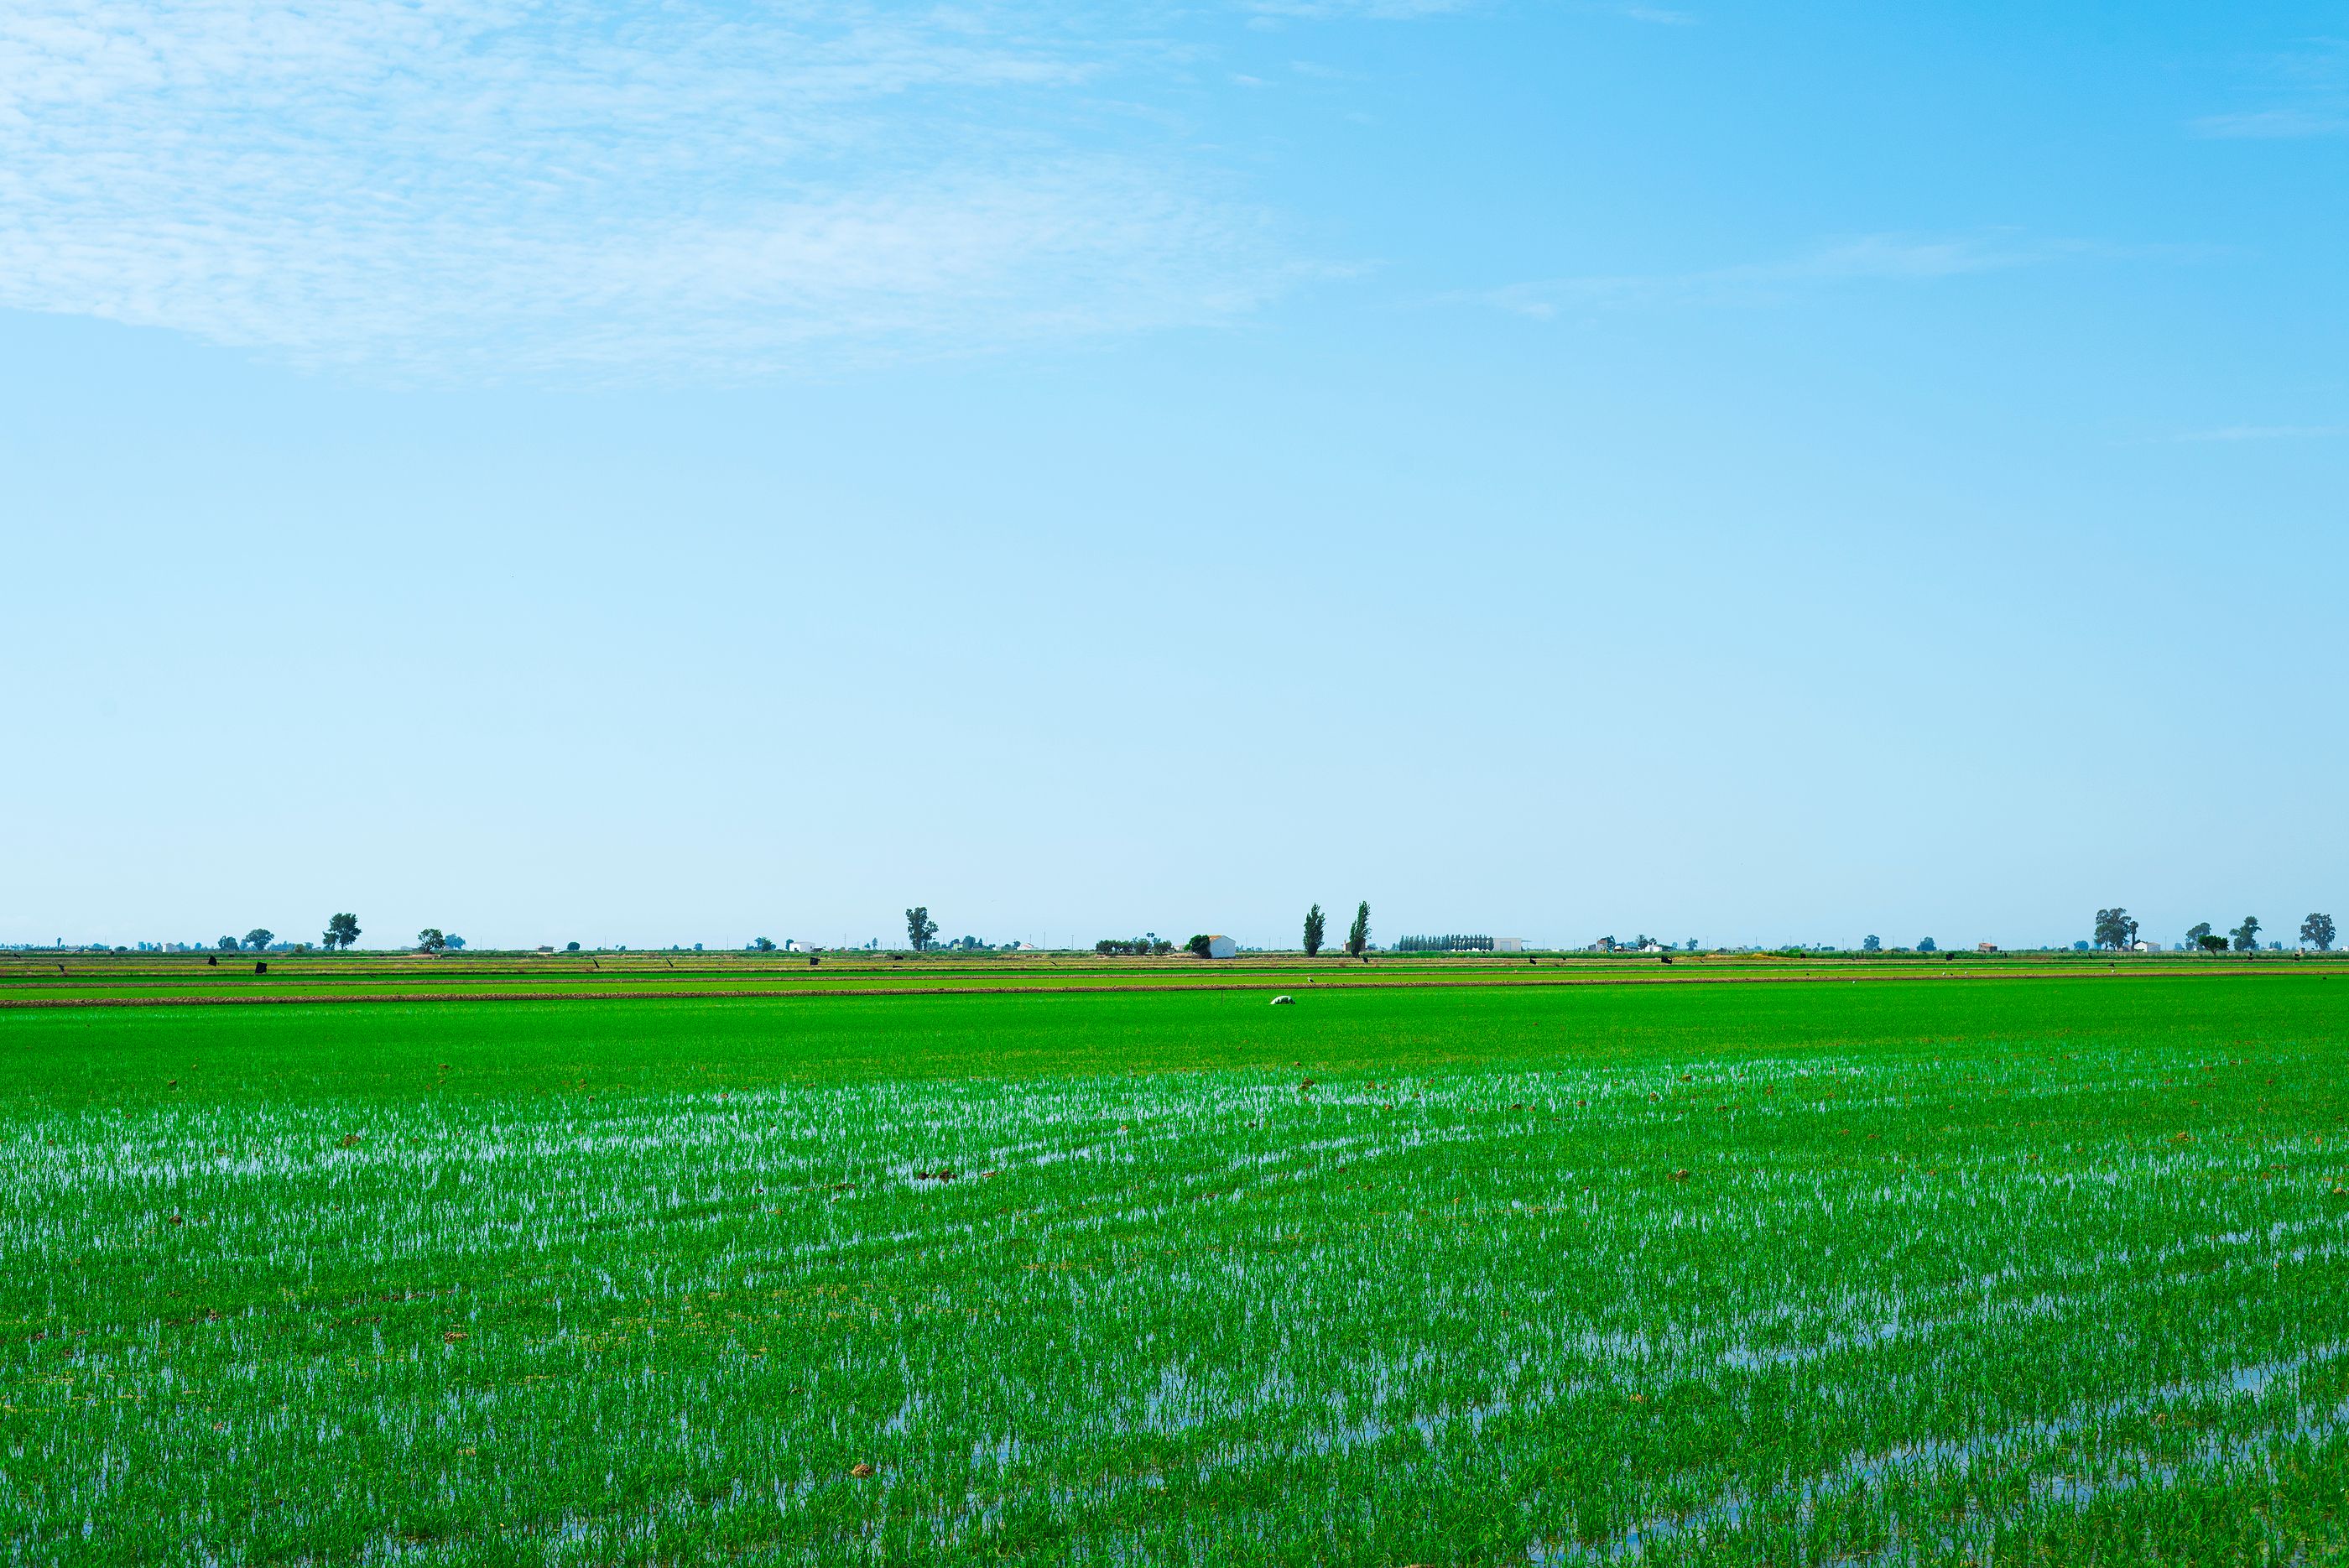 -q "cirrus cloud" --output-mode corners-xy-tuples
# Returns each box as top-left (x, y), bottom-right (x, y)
(0, 0), (1294, 383)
